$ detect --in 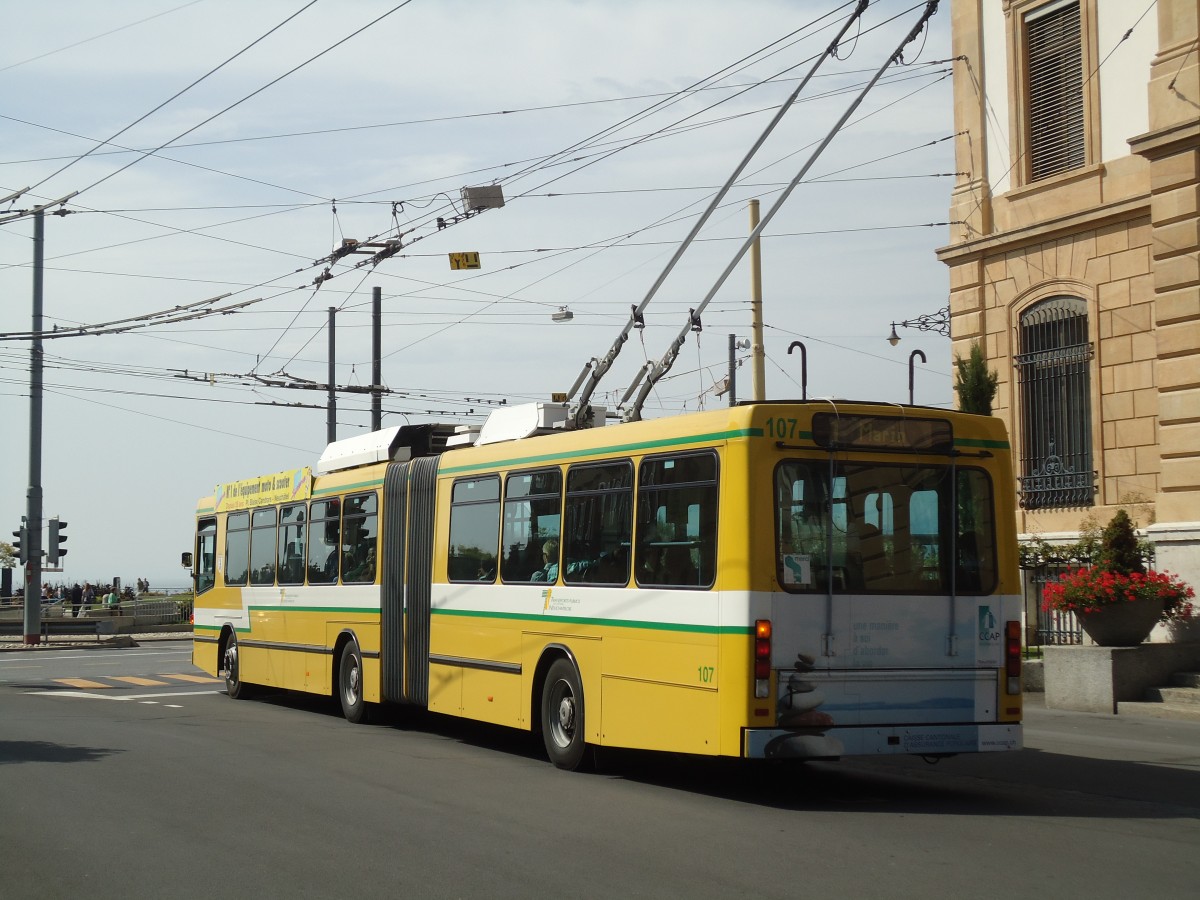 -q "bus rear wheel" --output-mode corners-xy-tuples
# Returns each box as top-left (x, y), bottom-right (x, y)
(338, 641), (371, 724)
(224, 632), (253, 700)
(541, 658), (589, 771)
